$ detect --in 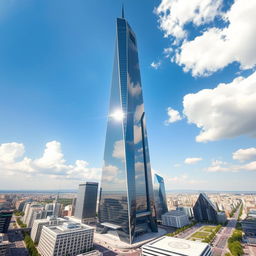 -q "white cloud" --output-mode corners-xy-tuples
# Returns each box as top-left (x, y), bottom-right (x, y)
(134, 125), (142, 144)
(155, 0), (222, 40)
(233, 147), (256, 162)
(183, 71), (256, 142)
(207, 159), (256, 172)
(165, 107), (182, 125)
(0, 141), (100, 181)
(128, 75), (142, 97)
(0, 142), (25, 163)
(151, 61), (161, 69)
(166, 173), (206, 185)
(155, 0), (256, 76)
(135, 104), (144, 122)
(184, 157), (202, 164)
